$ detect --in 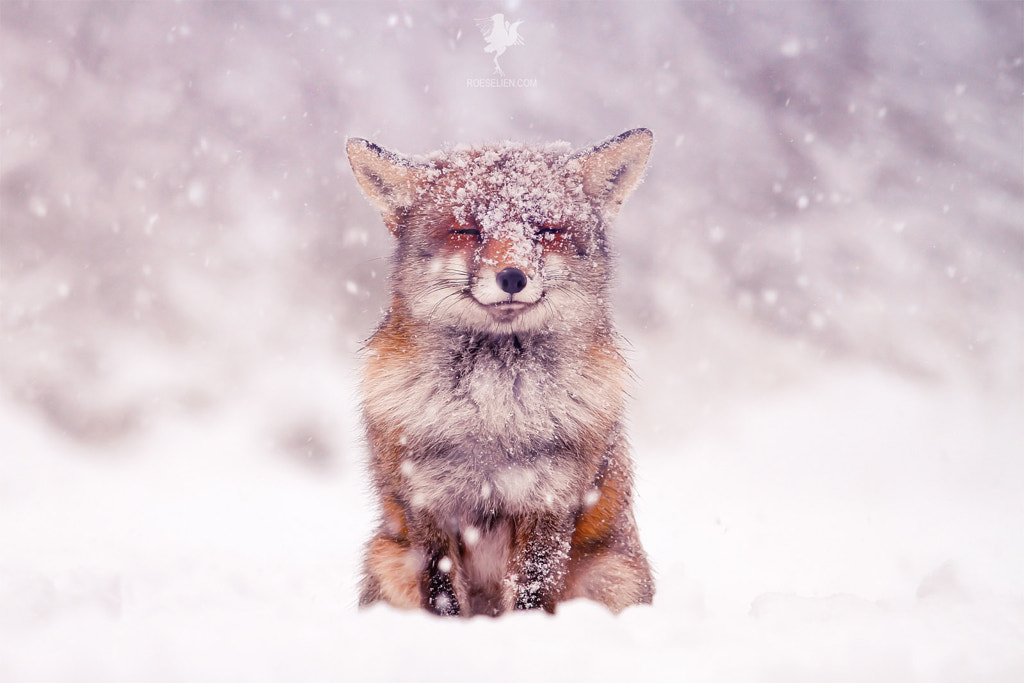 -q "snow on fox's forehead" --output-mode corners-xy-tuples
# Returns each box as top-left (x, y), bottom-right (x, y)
(417, 142), (596, 233)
